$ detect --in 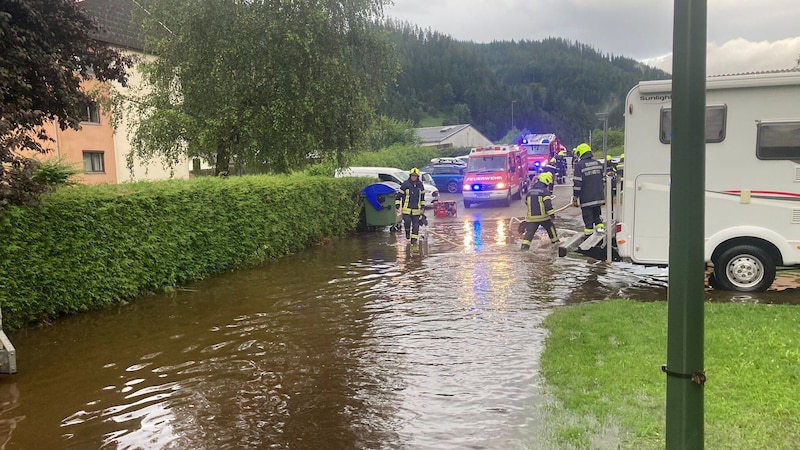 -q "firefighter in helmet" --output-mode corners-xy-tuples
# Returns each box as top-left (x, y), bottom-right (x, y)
(606, 154), (618, 198)
(520, 171), (559, 250)
(540, 157), (558, 193)
(395, 168), (426, 244)
(572, 143), (605, 235)
(555, 149), (568, 184)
